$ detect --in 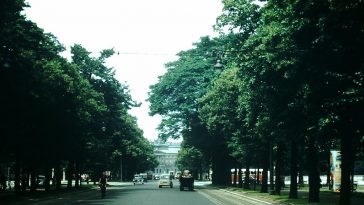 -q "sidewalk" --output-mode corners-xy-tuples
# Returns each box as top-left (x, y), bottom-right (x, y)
(220, 186), (364, 205)
(0, 181), (132, 205)
(107, 181), (133, 186)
